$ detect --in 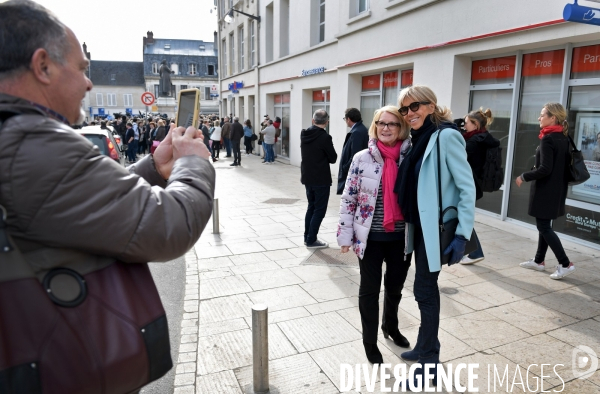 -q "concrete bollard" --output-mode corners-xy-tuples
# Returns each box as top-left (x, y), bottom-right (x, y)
(252, 304), (269, 393)
(212, 198), (219, 234)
